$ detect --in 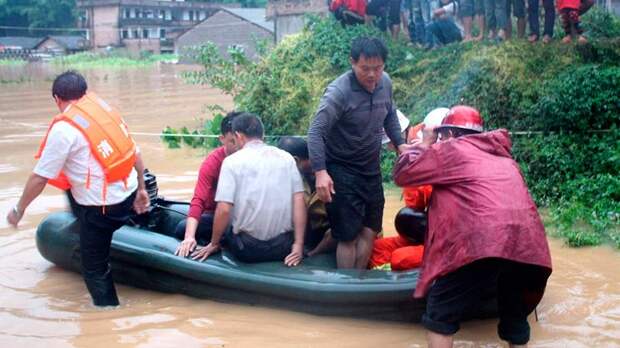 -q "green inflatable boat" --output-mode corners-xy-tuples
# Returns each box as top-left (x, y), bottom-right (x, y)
(36, 200), (495, 321)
